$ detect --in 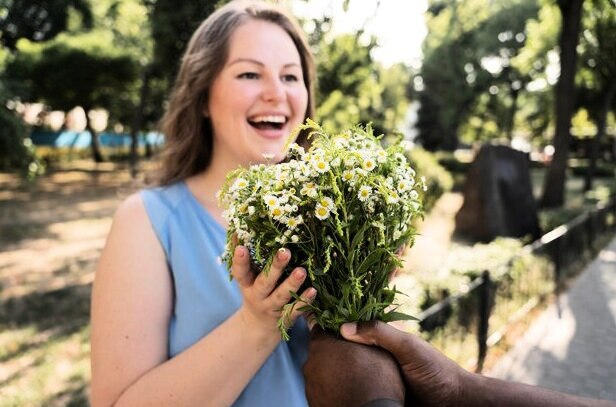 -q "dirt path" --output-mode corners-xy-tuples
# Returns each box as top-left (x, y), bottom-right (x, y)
(0, 161), (148, 406)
